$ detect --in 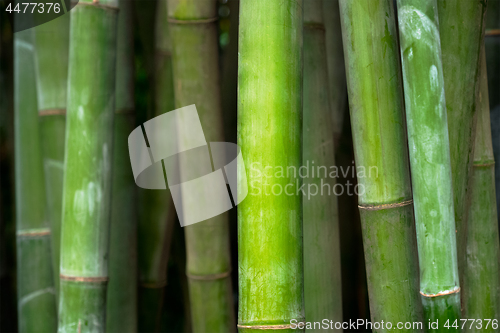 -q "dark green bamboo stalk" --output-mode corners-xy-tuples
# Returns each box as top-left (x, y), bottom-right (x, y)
(339, 0), (423, 330)
(33, 10), (69, 300)
(237, 0), (303, 332)
(397, 0), (460, 327)
(303, 1), (342, 331)
(106, 0), (137, 331)
(167, 1), (235, 331)
(58, 1), (118, 331)
(437, 0), (486, 290)
(323, 0), (346, 148)
(137, 0), (176, 331)
(463, 45), (500, 331)
(14, 28), (57, 333)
